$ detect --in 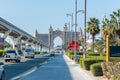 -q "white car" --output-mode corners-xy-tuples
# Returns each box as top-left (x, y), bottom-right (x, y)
(0, 62), (5, 80)
(24, 48), (35, 58)
(4, 50), (21, 62)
